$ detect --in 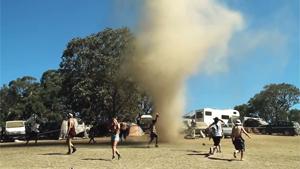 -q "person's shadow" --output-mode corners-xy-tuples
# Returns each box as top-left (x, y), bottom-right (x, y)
(40, 153), (67, 155)
(186, 150), (210, 157)
(186, 150), (237, 161)
(82, 158), (111, 161)
(207, 156), (237, 162)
